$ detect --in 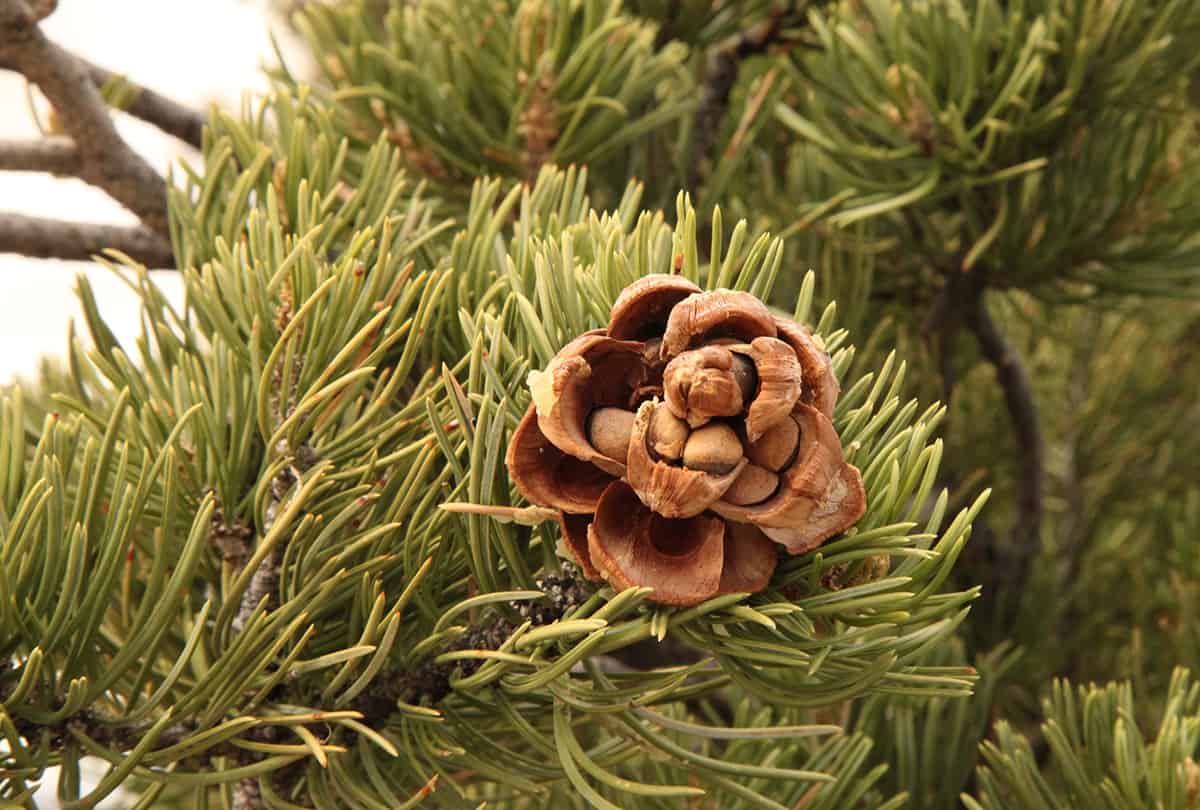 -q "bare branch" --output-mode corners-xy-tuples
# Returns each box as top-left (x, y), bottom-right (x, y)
(226, 464), (295, 810)
(0, 0), (169, 234)
(922, 255), (972, 412)
(966, 291), (1044, 613)
(0, 211), (174, 266)
(652, 0), (682, 49)
(688, 5), (797, 194)
(231, 548), (281, 636)
(0, 136), (79, 176)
